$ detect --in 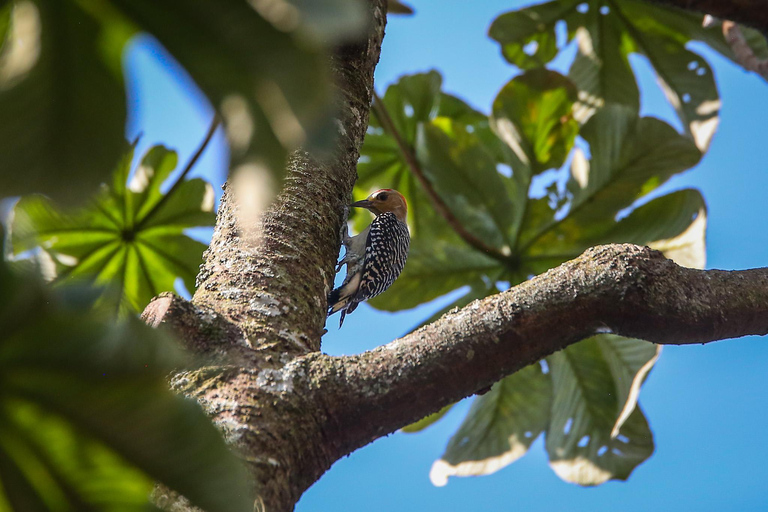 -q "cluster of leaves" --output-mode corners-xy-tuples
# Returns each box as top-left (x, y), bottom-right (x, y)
(11, 143), (215, 316)
(0, 0), (369, 206)
(0, 141), (242, 510)
(0, 231), (252, 511)
(350, 0), (767, 487)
